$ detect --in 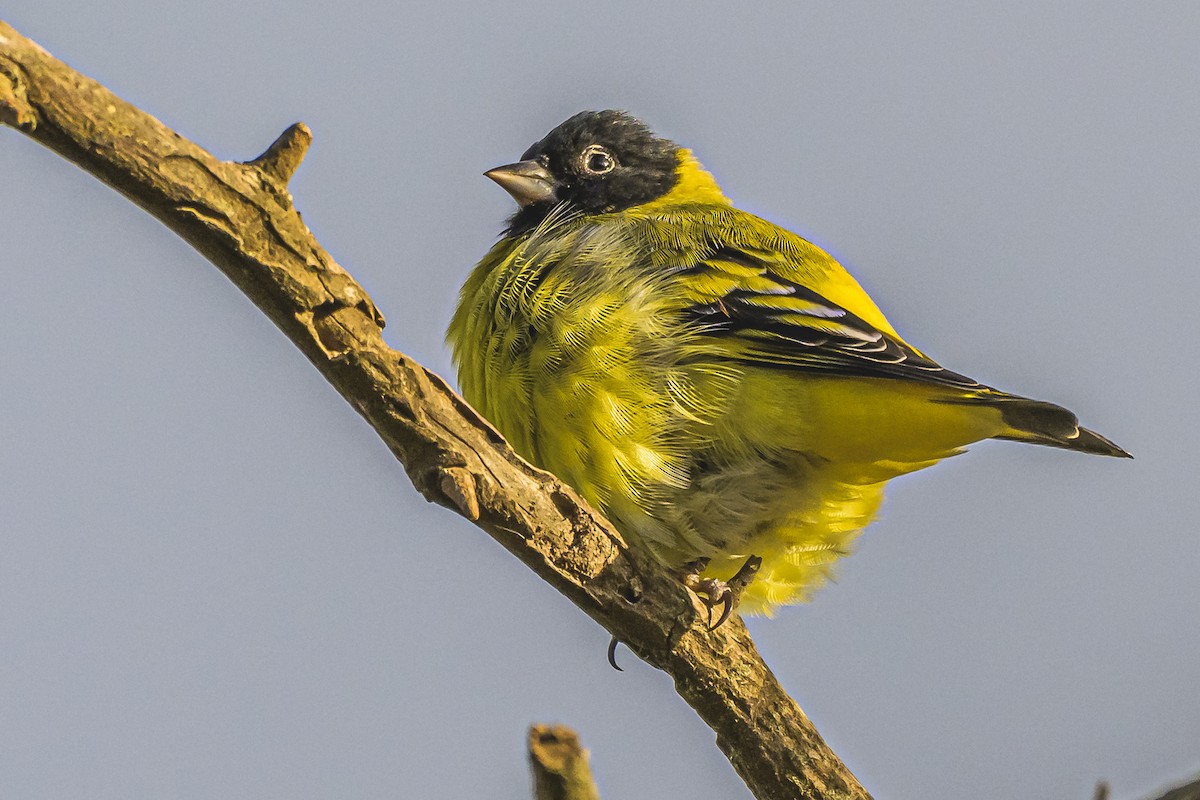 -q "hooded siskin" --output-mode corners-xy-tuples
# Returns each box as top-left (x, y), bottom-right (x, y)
(448, 110), (1129, 616)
